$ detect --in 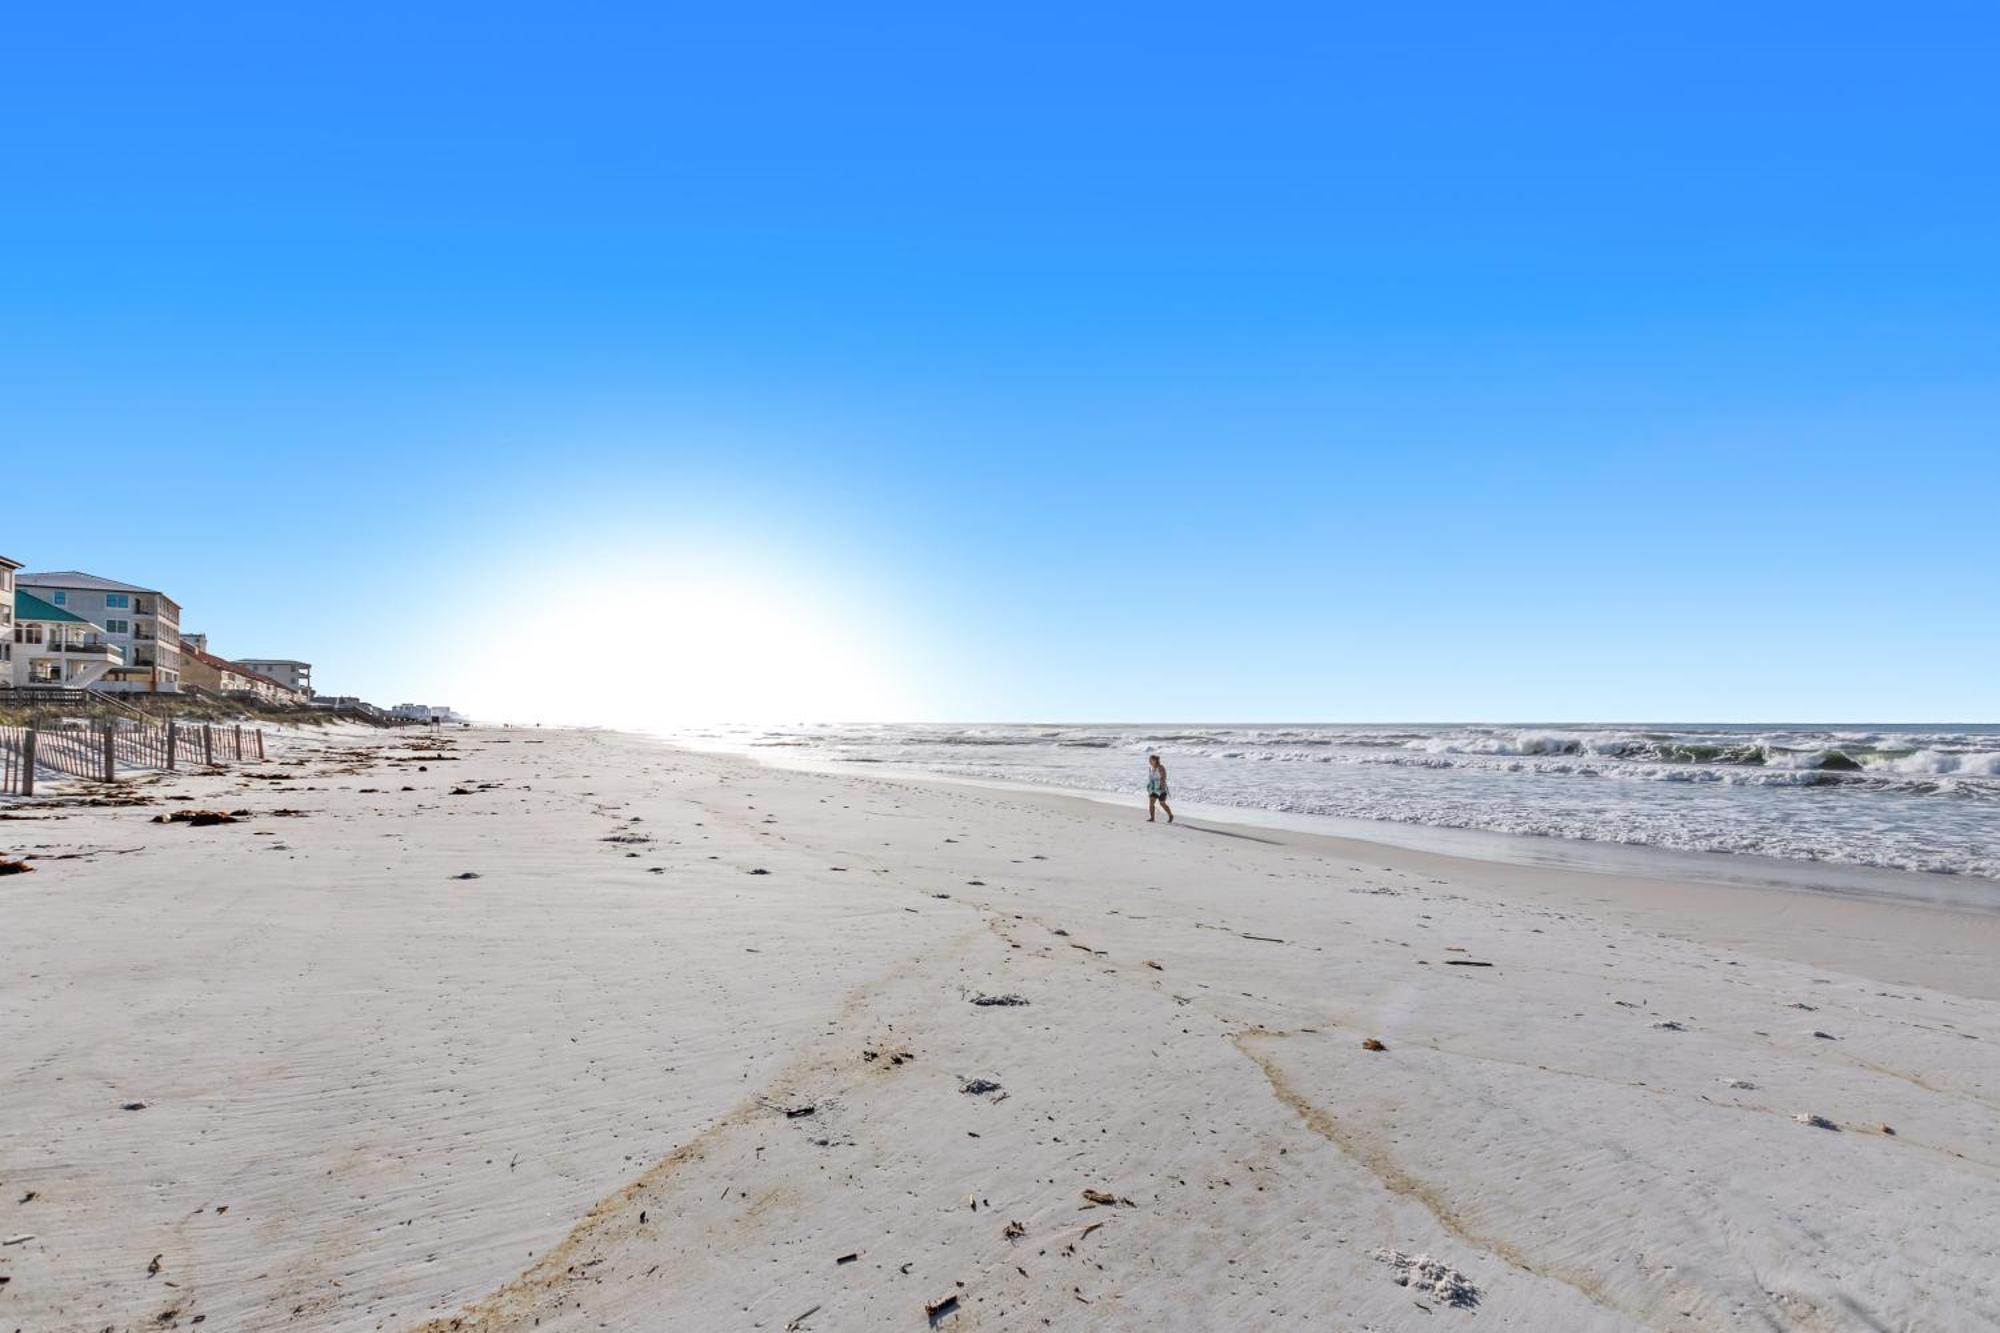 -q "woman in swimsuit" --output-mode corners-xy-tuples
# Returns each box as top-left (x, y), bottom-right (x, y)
(1146, 754), (1174, 823)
